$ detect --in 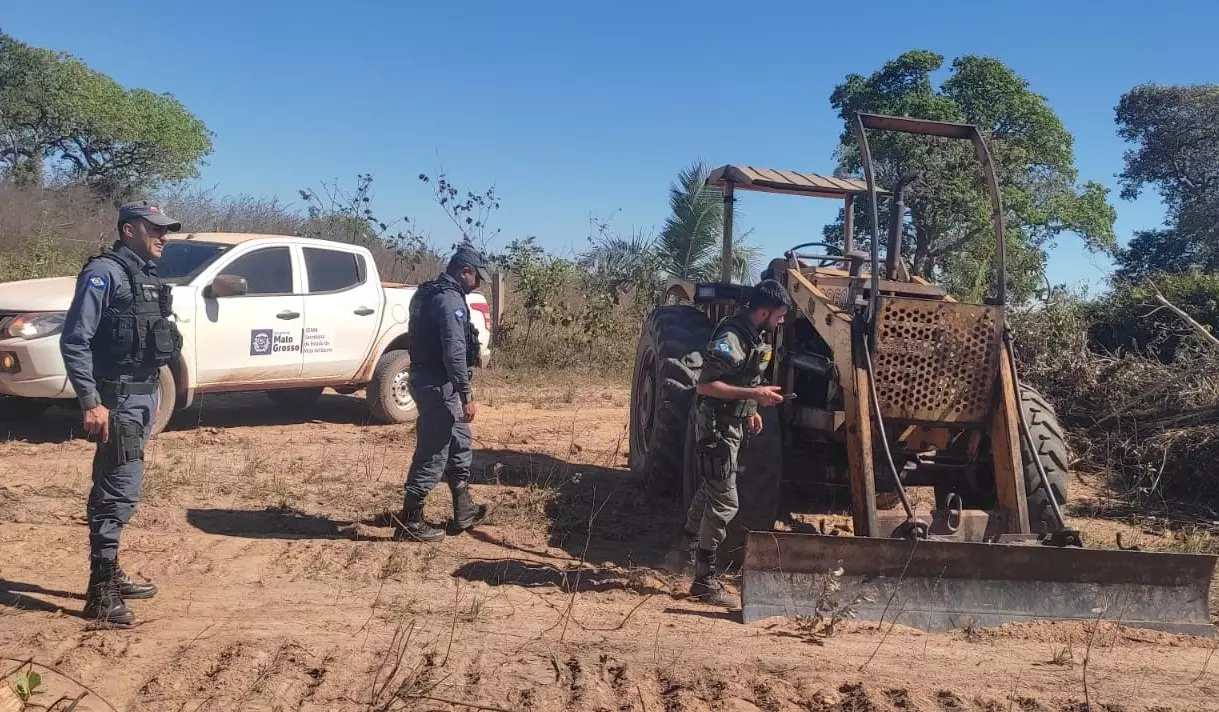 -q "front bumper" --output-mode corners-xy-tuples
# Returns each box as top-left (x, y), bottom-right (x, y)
(0, 335), (73, 399)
